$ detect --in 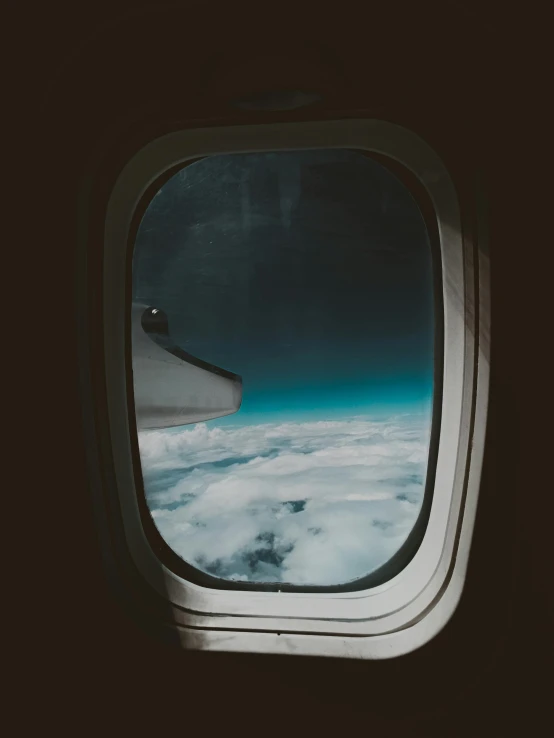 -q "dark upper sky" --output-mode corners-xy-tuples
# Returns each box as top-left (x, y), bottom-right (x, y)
(133, 149), (436, 423)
